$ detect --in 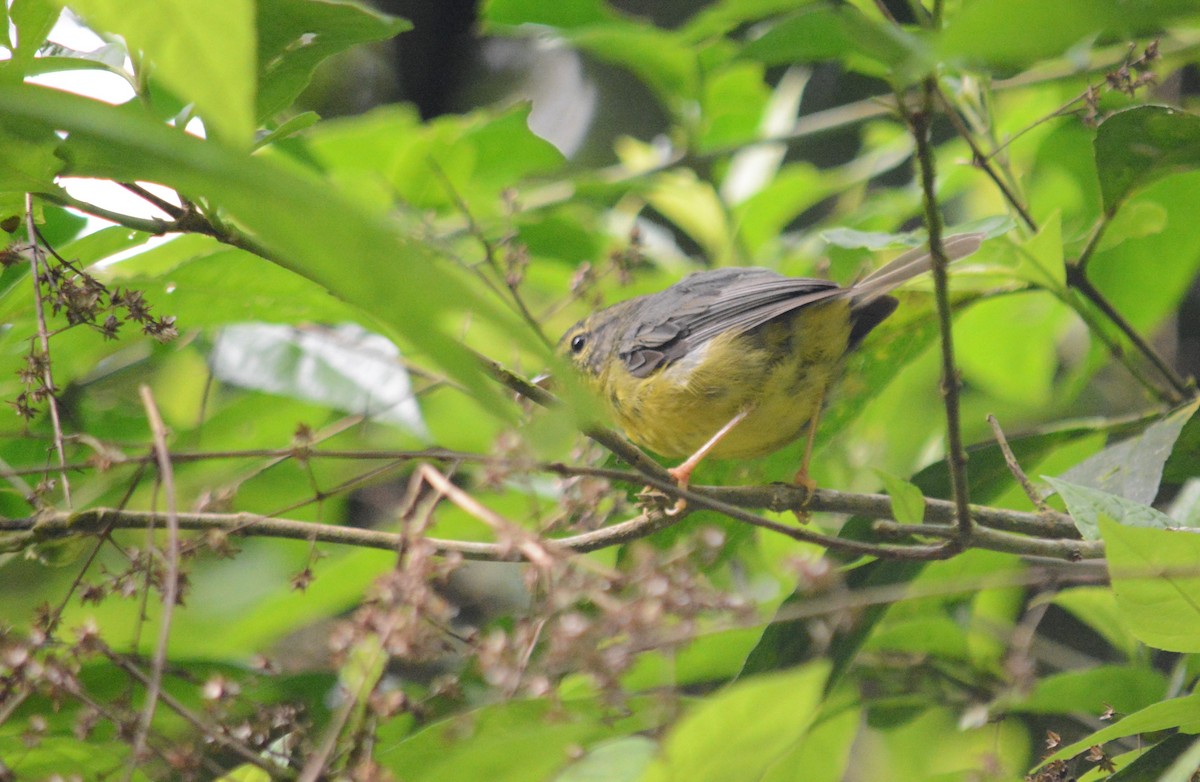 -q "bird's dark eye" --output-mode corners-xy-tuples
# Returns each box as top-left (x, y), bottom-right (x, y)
(570, 334), (587, 353)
